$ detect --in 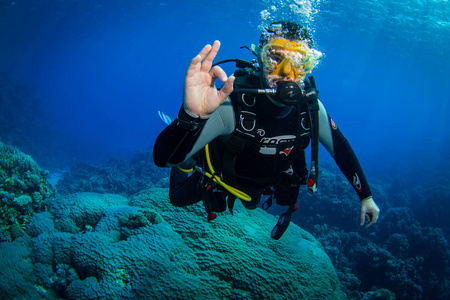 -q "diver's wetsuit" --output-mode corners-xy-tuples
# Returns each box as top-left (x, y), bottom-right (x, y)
(153, 88), (372, 208)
